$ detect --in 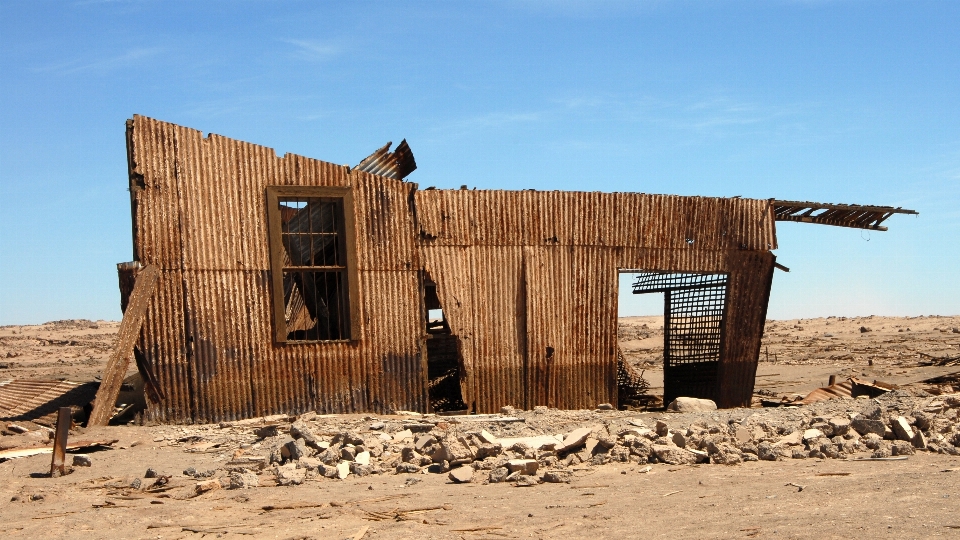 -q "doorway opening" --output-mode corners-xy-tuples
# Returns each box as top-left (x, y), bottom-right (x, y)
(422, 274), (467, 413)
(627, 271), (729, 405)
